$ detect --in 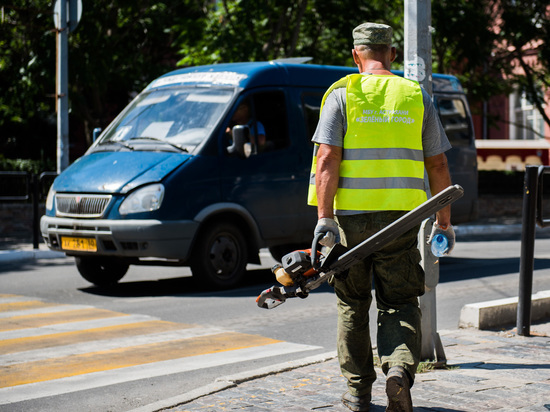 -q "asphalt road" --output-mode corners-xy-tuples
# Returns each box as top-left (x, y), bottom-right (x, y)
(1, 236), (550, 411)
